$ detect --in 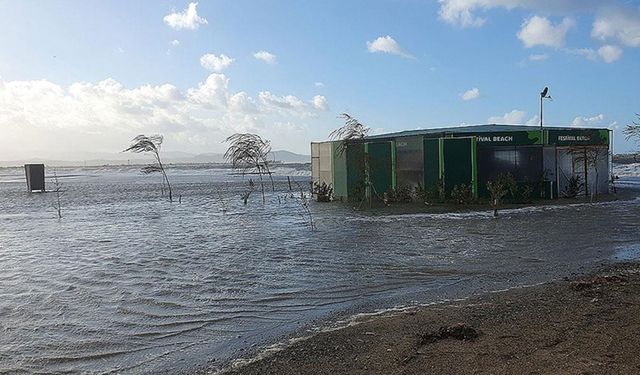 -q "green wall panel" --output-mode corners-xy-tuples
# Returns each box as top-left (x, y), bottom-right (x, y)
(443, 138), (473, 193)
(367, 141), (393, 198)
(331, 141), (348, 199)
(346, 143), (365, 200)
(423, 138), (440, 189)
